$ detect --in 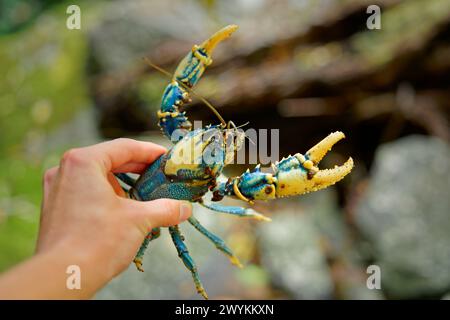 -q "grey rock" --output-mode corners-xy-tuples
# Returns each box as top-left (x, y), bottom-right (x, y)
(88, 0), (344, 72)
(355, 135), (450, 298)
(88, 0), (212, 72)
(257, 191), (337, 299)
